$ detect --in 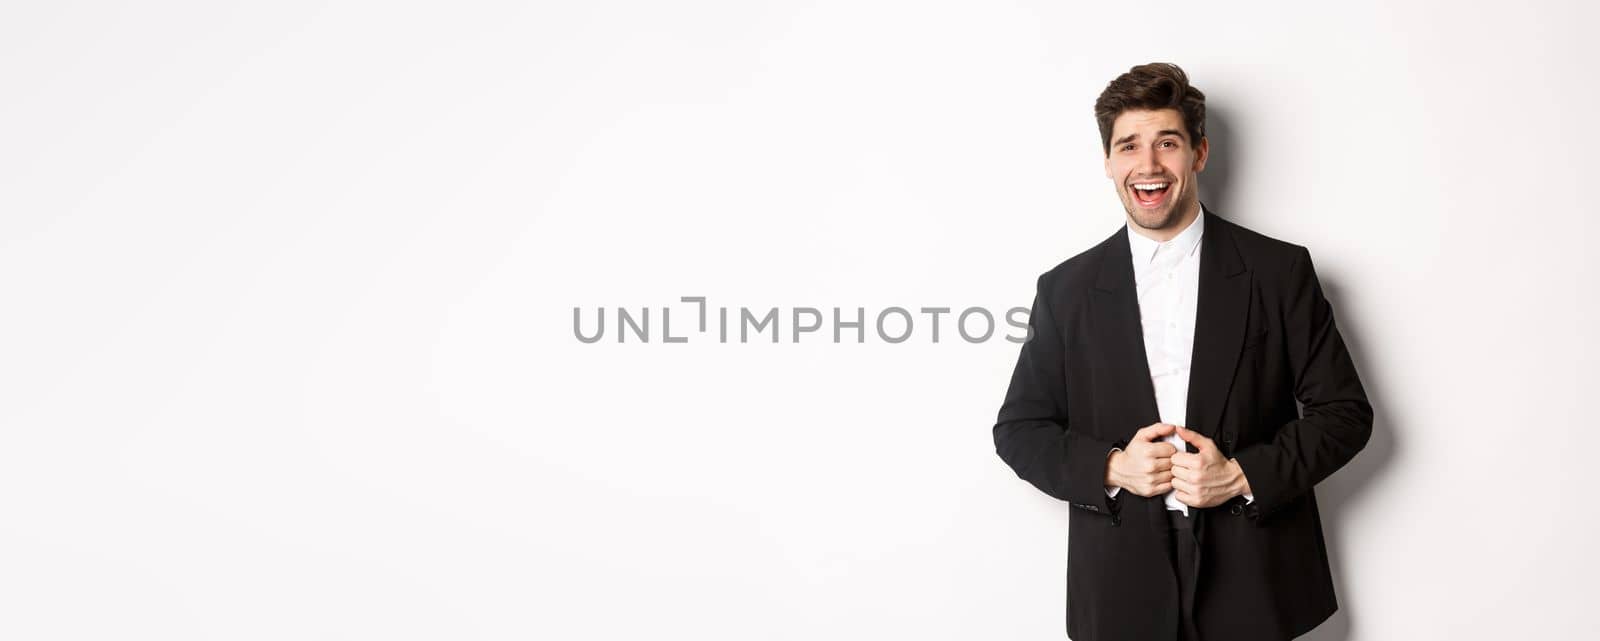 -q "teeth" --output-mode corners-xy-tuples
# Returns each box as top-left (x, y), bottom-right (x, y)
(1133, 183), (1169, 191)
